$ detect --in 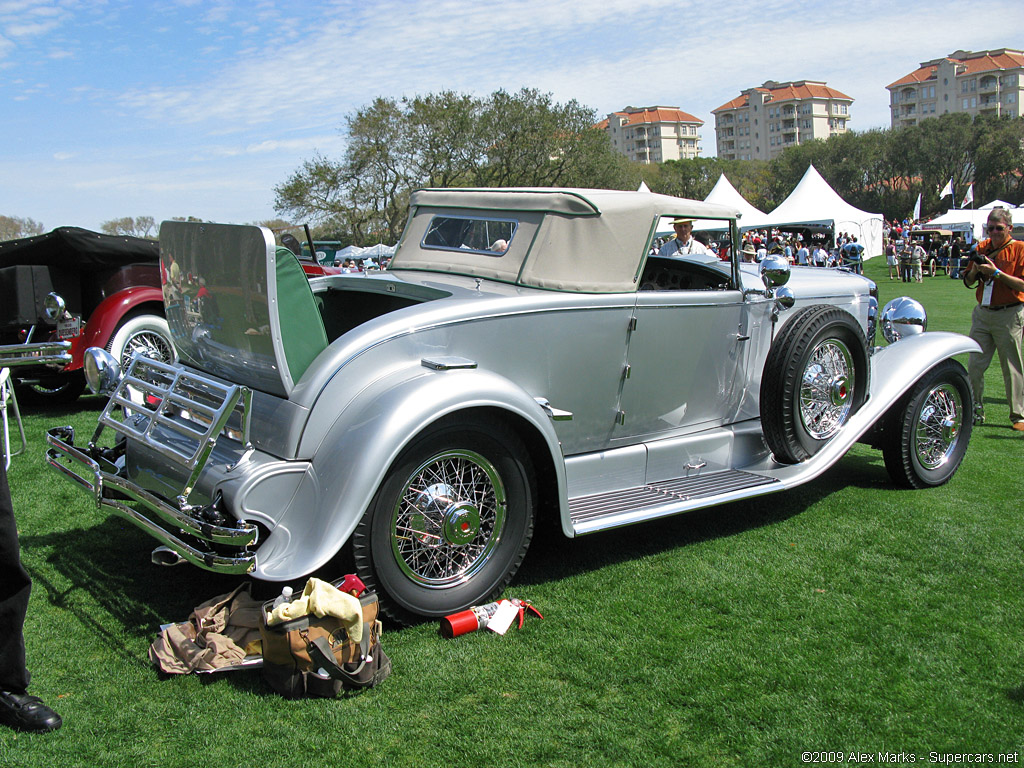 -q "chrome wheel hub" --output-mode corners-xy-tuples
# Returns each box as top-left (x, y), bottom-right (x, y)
(800, 338), (855, 440)
(411, 483), (482, 546)
(915, 383), (962, 469)
(391, 450), (506, 588)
